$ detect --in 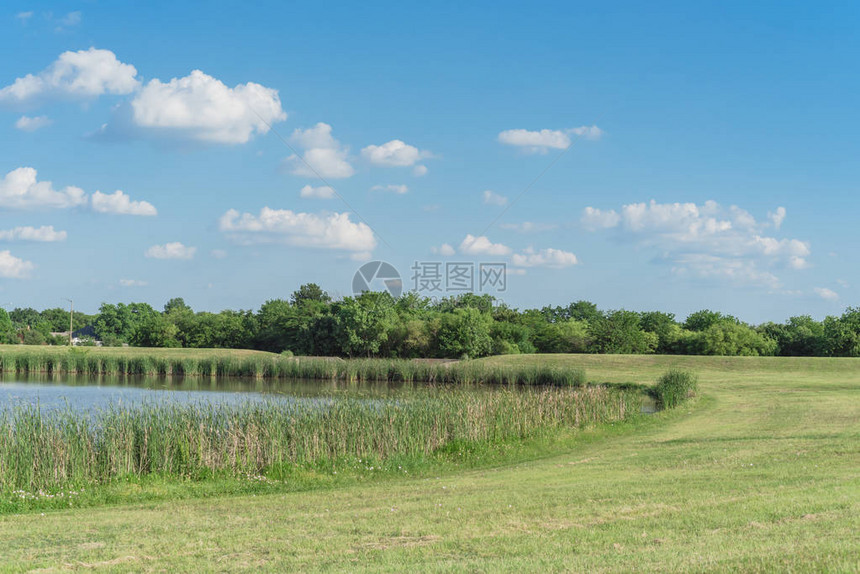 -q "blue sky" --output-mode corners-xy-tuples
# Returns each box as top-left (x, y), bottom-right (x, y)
(1, 0), (857, 321)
